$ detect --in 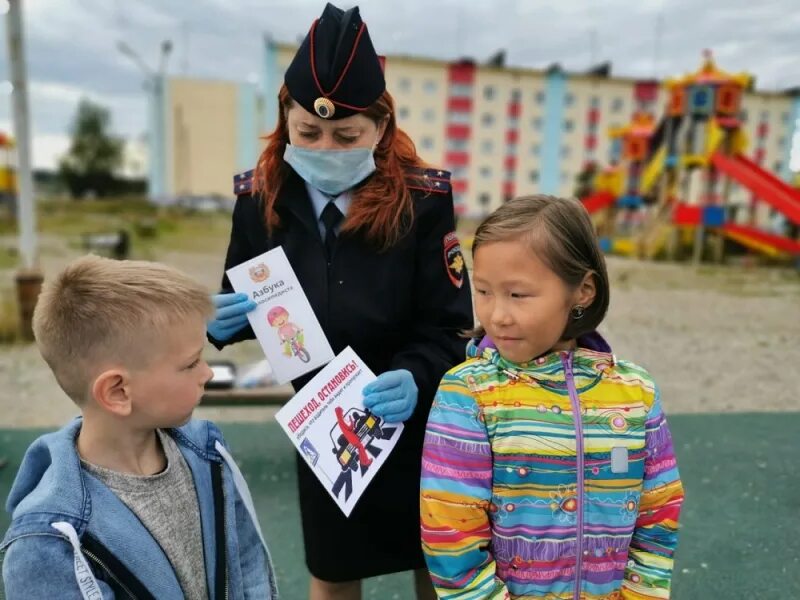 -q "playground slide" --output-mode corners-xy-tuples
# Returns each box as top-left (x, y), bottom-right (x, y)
(581, 191), (616, 214)
(711, 153), (800, 225)
(735, 154), (800, 207)
(640, 145), (666, 195)
(721, 223), (800, 257)
(645, 117), (668, 162)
